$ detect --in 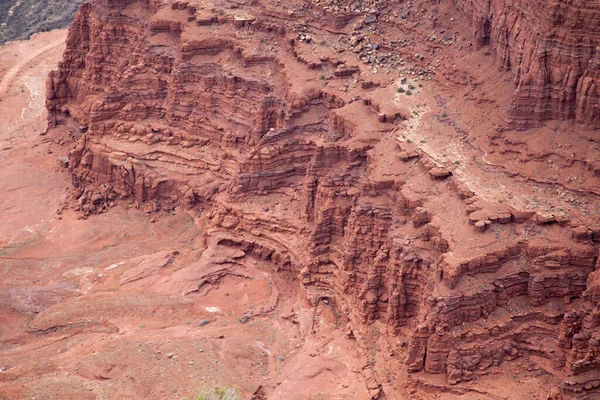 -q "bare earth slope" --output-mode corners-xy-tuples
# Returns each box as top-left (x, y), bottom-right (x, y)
(1, 0), (600, 399)
(0, 0), (83, 45)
